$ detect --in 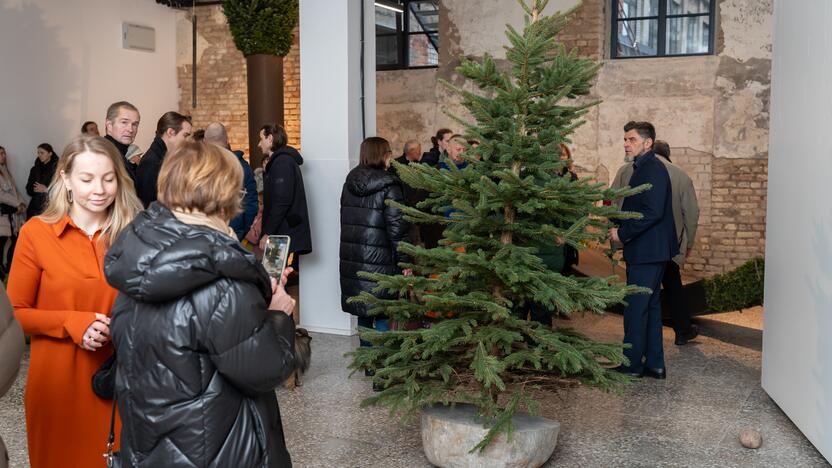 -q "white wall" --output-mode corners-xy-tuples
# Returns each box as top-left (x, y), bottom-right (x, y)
(0, 0), (178, 194)
(762, 0), (832, 462)
(298, 0), (375, 335)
